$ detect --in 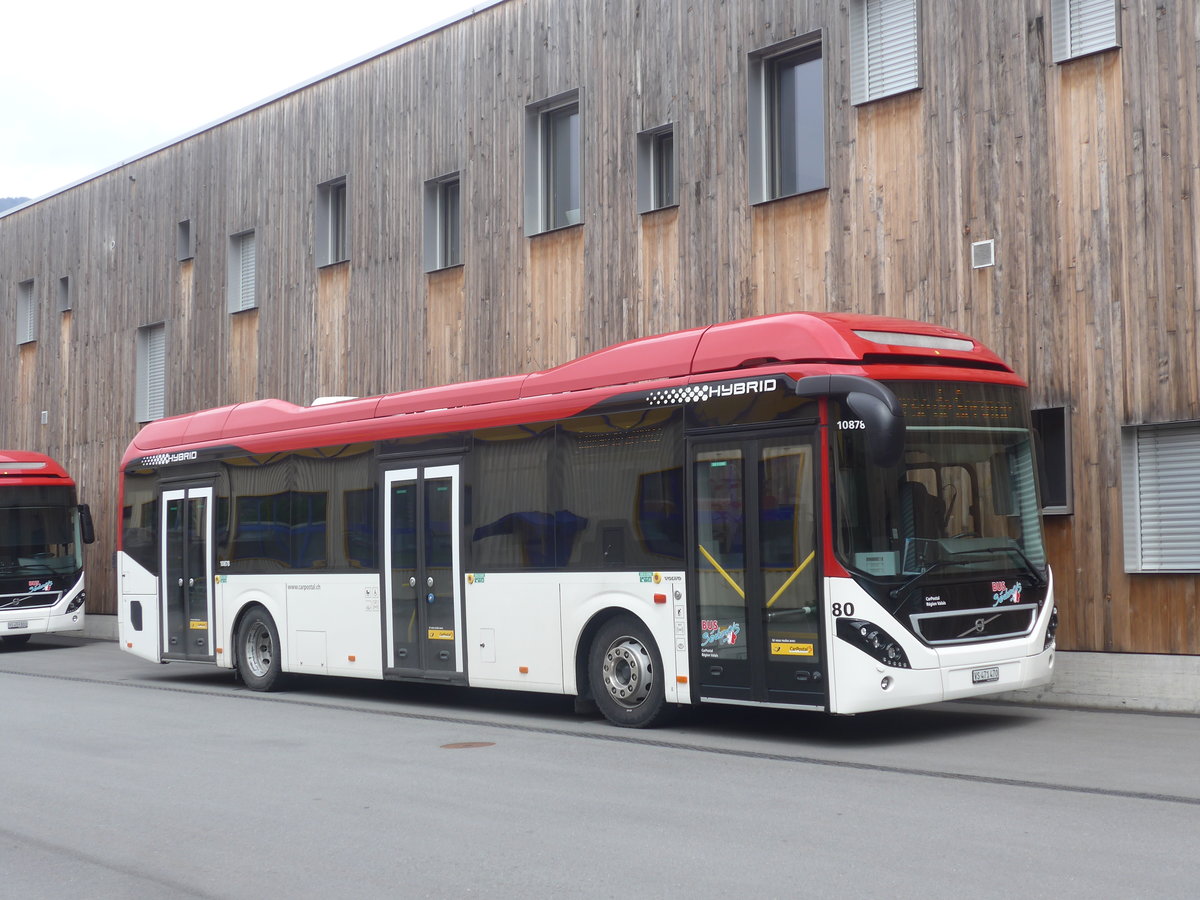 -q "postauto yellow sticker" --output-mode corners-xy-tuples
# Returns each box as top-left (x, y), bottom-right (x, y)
(189, 620), (208, 631)
(428, 629), (455, 641)
(771, 641), (814, 656)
